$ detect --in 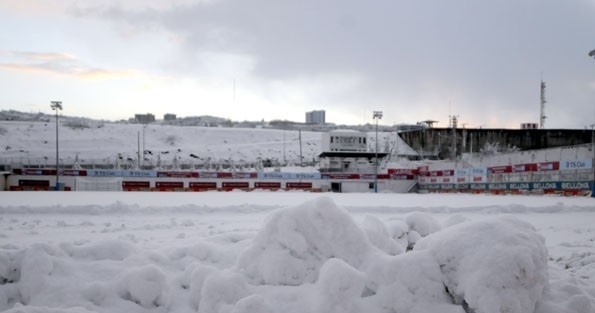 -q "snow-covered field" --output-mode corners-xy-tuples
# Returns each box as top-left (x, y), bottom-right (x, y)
(1, 192), (594, 313)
